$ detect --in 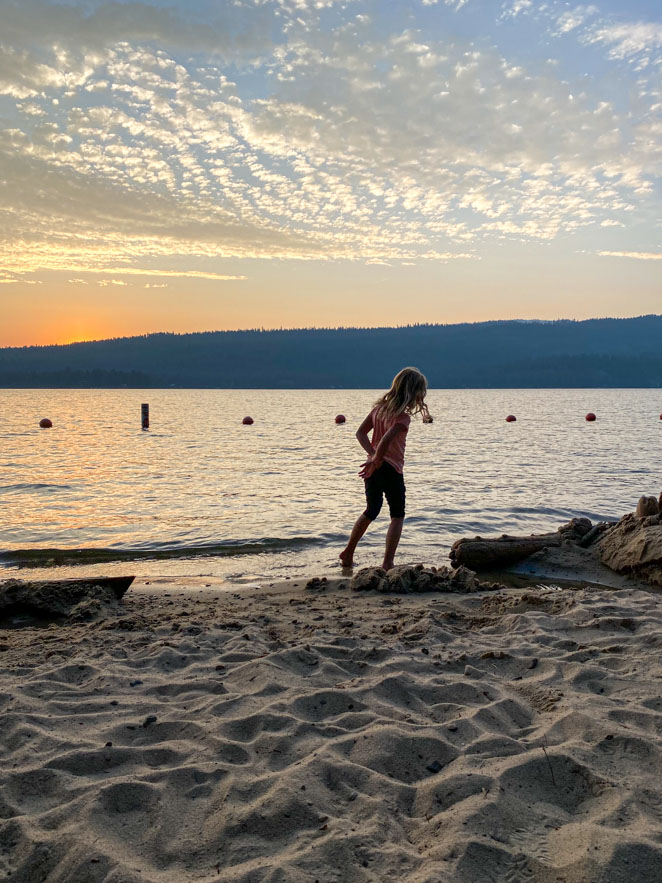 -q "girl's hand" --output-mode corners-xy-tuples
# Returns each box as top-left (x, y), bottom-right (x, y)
(358, 460), (375, 478)
(358, 457), (381, 479)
